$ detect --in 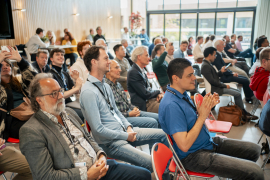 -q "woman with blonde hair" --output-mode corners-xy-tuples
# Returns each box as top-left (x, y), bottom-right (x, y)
(46, 30), (56, 45)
